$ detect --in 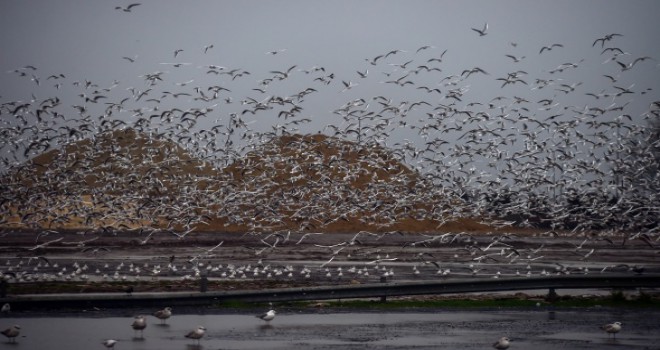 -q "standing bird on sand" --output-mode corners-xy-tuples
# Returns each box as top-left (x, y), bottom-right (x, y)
(131, 315), (147, 338)
(601, 321), (622, 339)
(1, 325), (20, 343)
(185, 326), (206, 344)
(257, 309), (276, 322)
(153, 307), (172, 324)
(493, 336), (511, 349)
